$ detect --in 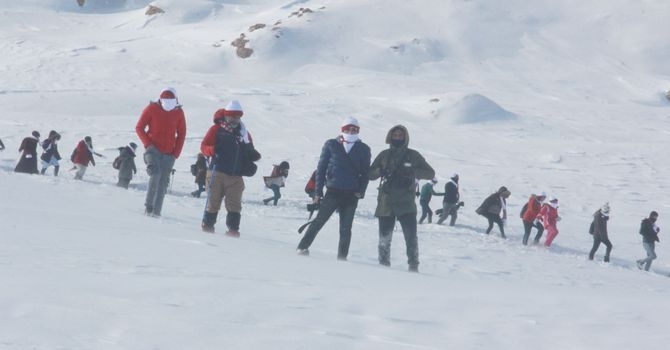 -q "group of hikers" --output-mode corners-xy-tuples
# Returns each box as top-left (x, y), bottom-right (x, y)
(3, 87), (662, 273)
